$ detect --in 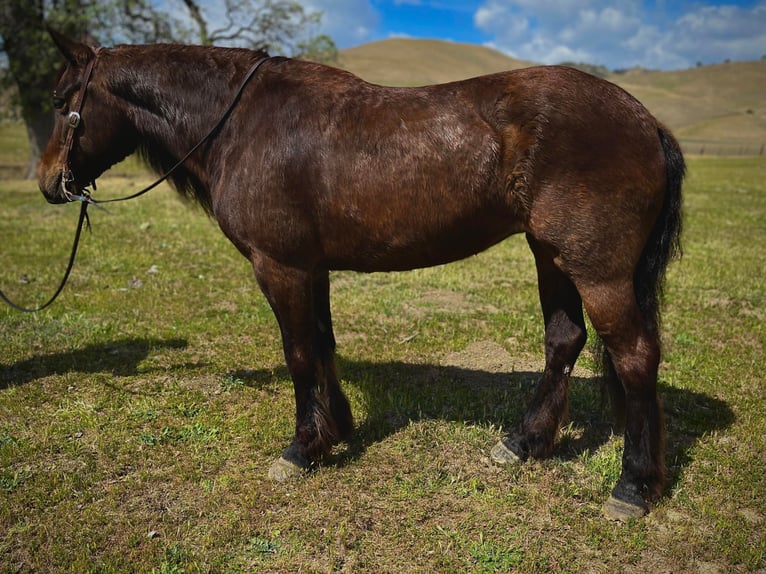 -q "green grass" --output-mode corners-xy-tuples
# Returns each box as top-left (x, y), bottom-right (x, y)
(1, 141), (765, 571)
